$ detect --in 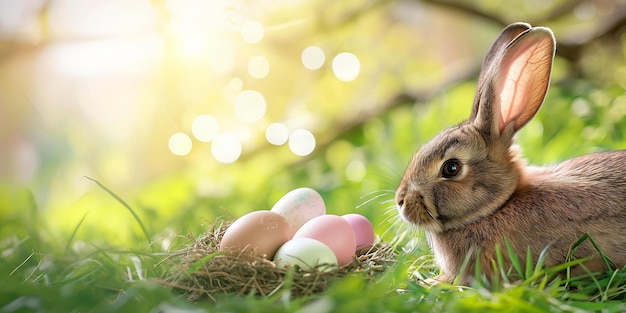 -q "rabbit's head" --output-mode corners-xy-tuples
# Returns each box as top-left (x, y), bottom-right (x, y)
(395, 23), (556, 233)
